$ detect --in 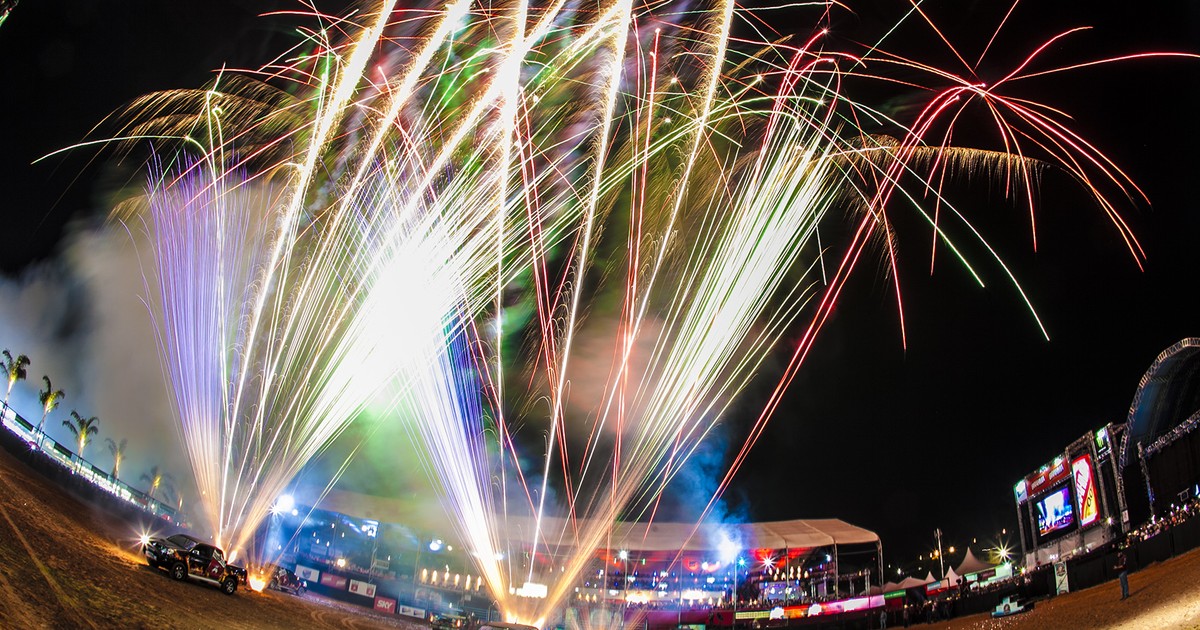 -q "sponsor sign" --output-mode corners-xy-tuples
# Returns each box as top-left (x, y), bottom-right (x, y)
(295, 564), (320, 582)
(349, 579), (377, 598)
(1072, 455), (1100, 527)
(374, 596), (397, 614)
(1095, 427), (1111, 458)
(1027, 459), (1070, 496)
(320, 573), (348, 589)
(1054, 562), (1070, 594)
(1013, 479), (1028, 504)
(398, 605), (427, 619)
